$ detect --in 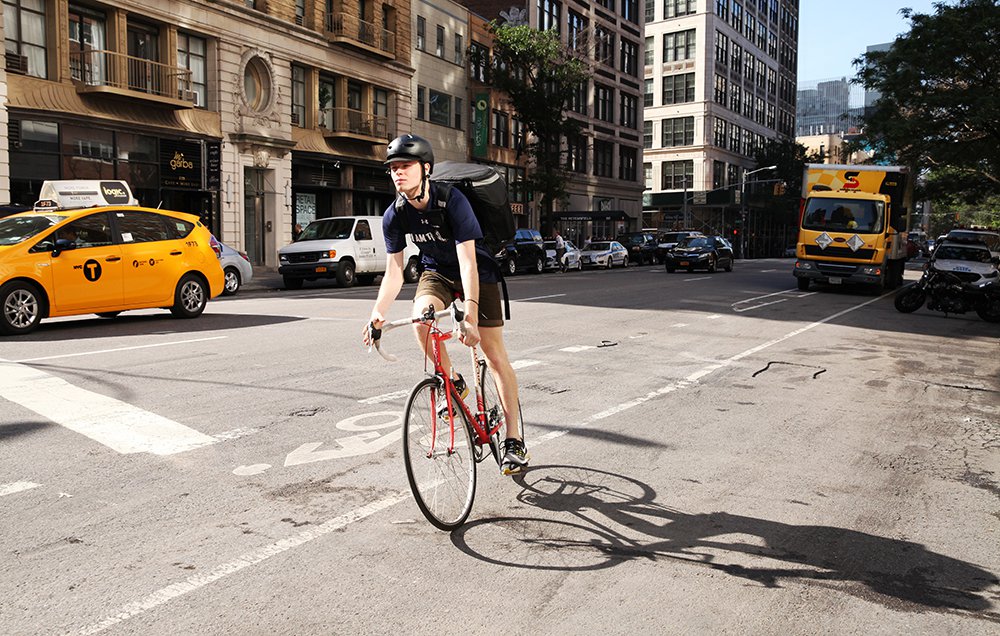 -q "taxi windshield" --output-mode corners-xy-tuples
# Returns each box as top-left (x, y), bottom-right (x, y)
(587, 242), (611, 251)
(298, 218), (354, 241)
(0, 215), (63, 246)
(802, 199), (885, 234)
